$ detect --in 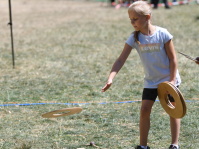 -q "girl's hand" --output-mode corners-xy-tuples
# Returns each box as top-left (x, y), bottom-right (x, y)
(101, 80), (112, 92)
(169, 80), (175, 86)
(195, 57), (199, 65)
